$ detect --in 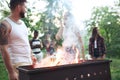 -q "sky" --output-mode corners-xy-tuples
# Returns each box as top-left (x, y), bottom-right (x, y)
(71, 0), (115, 21)
(69, 0), (116, 30)
(0, 0), (116, 29)
(28, 0), (116, 19)
(28, 0), (116, 30)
